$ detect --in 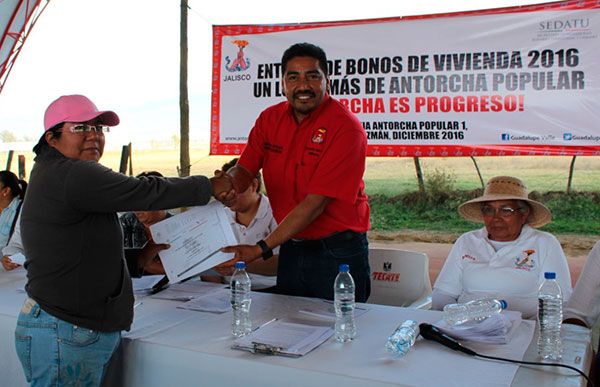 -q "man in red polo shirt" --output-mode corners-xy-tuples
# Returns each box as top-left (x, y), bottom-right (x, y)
(222, 42), (371, 302)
